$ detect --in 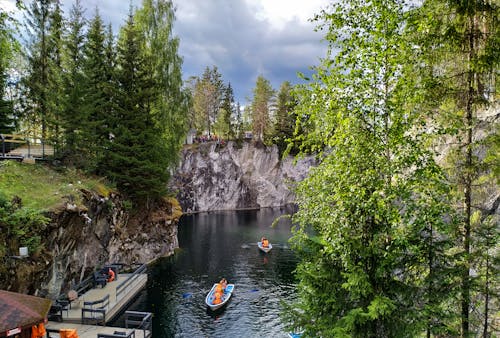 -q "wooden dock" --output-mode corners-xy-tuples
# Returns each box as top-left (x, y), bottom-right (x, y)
(45, 322), (149, 338)
(46, 265), (151, 337)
